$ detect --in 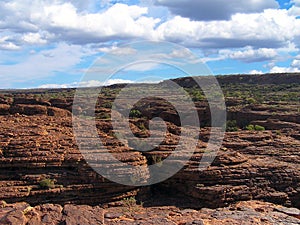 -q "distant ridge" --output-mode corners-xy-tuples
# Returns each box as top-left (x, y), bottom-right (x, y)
(0, 73), (299, 92)
(169, 73), (300, 88)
